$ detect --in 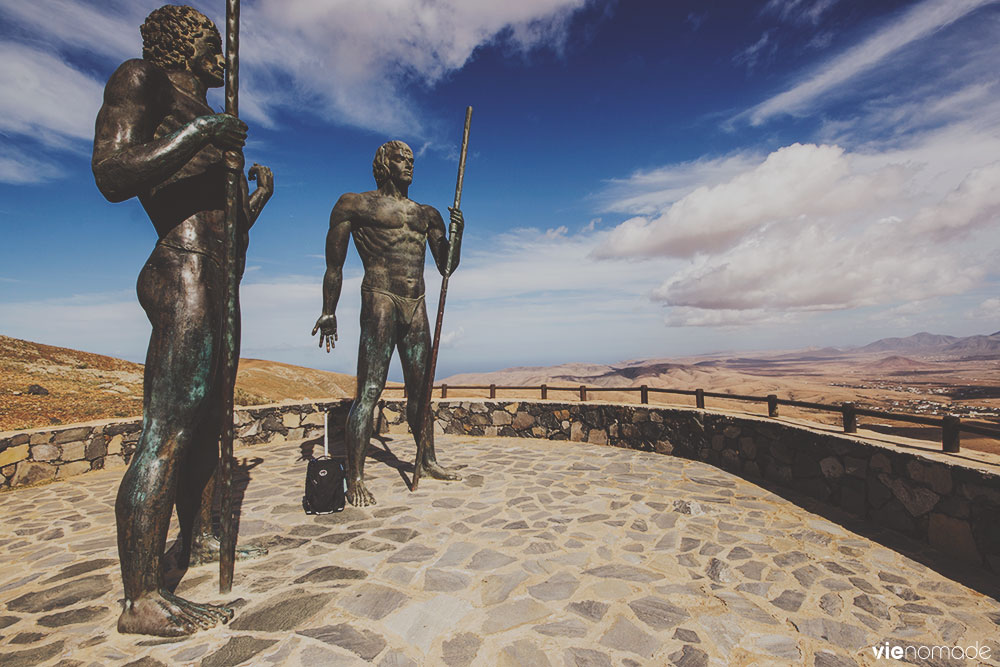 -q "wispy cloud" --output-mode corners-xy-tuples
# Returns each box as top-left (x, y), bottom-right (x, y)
(239, 0), (593, 134)
(733, 30), (774, 71)
(762, 0), (840, 25)
(0, 142), (65, 184)
(0, 0), (140, 61)
(0, 0), (595, 162)
(0, 41), (104, 146)
(741, 0), (997, 126)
